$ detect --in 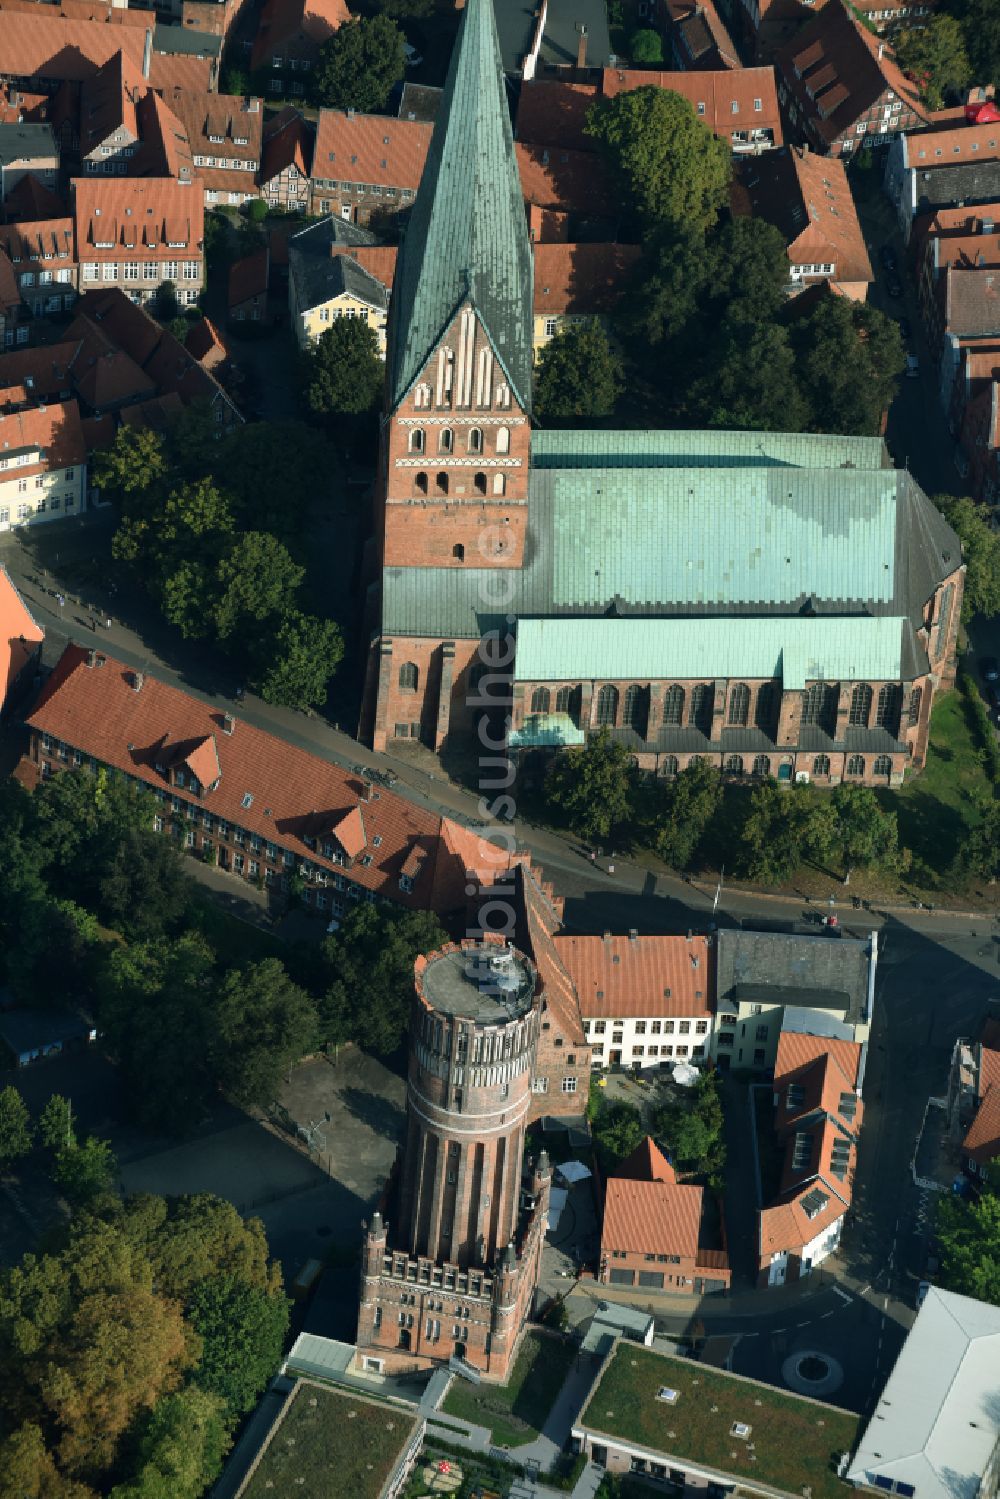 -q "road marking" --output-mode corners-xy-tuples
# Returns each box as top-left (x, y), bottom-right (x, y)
(796, 1321), (810, 1328)
(773, 1326), (788, 1334)
(820, 1310), (835, 1320)
(833, 1286), (853, 1305)
(743, 1332), (758, 1340)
